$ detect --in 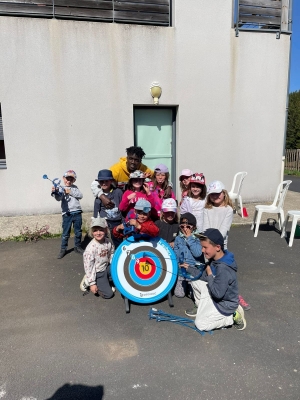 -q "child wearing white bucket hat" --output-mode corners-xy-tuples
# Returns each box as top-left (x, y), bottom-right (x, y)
(155, 198), (179, 248)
